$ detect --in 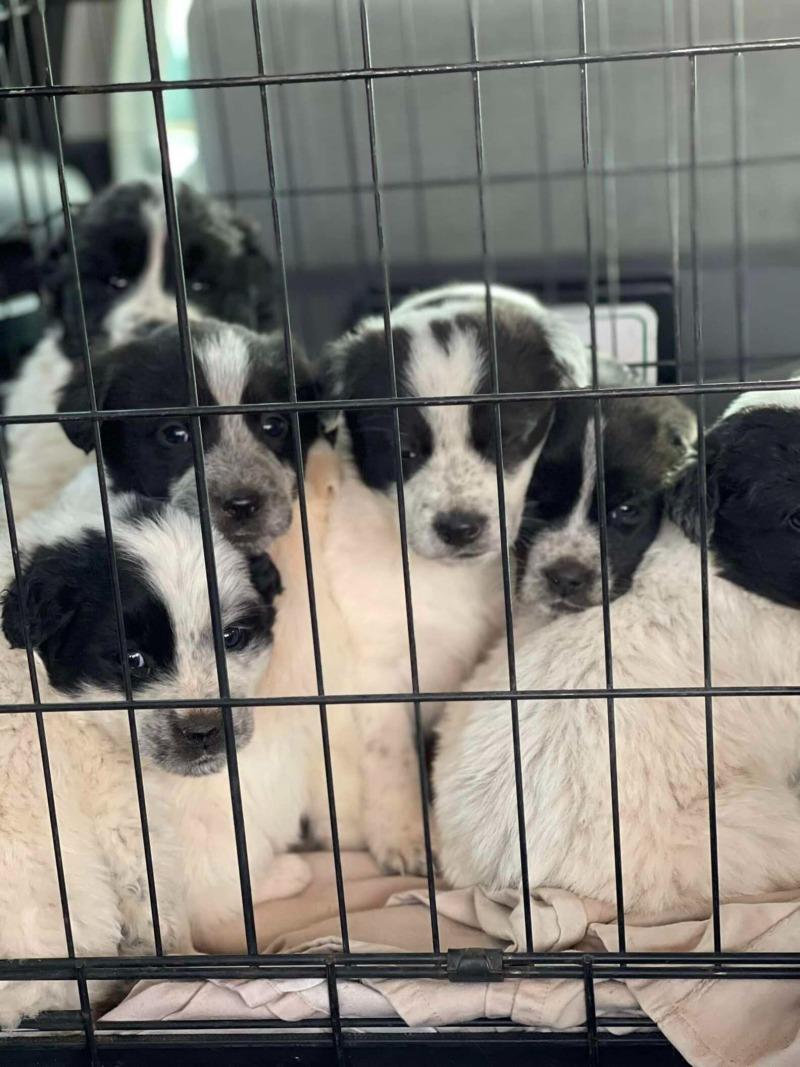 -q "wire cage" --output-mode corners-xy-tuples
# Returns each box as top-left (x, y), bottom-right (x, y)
(3, 0), (800, 1064)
